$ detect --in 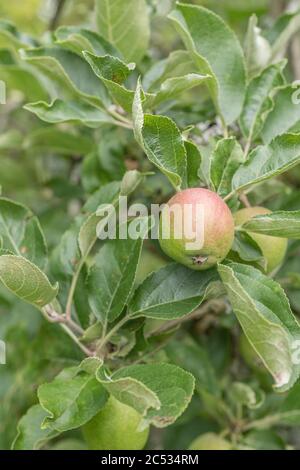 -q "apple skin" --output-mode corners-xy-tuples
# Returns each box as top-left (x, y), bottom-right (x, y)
(234, 206), (287, 274)
(82, 396), (149, 450)
(159, 188), (235, 271)
(189, 433), (232, 450)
